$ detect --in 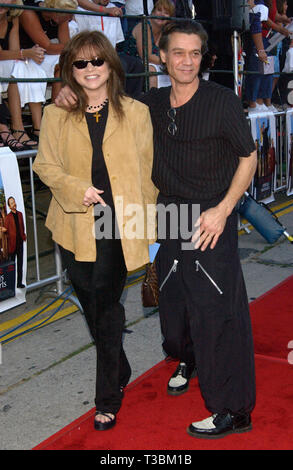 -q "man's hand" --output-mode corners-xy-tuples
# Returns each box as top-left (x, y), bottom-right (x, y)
(192, 205), (228, 251)
(83, 186), (106, 207)
(54, 84), (78, 110)
(257, 49), (268, 63)
(192, 150), (257, 251)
